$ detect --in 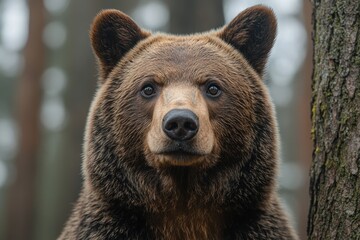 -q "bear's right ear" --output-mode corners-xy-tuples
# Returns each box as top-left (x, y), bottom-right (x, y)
(217, 5), (277, 76)
(90, 10), (150, 82)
